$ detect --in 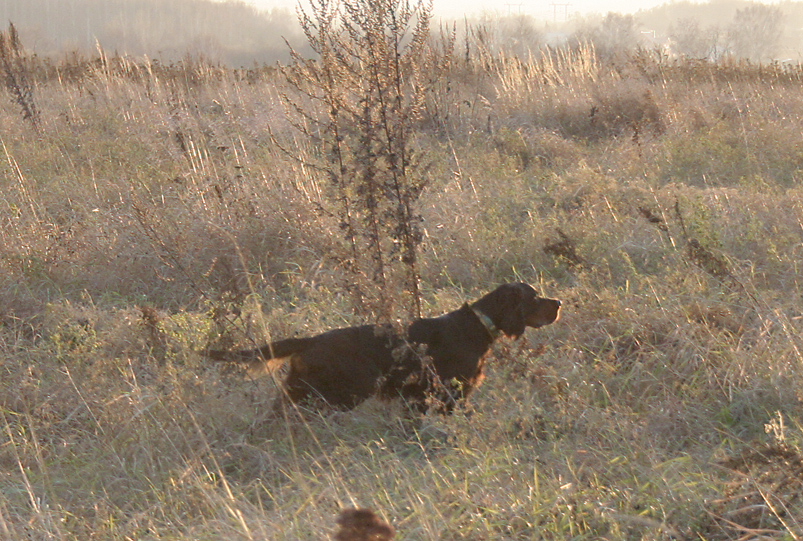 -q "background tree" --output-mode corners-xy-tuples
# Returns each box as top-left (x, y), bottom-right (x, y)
(572, 12), (641, 60)
(501, 14), (543, 58)
(726, 4), (783, 62)
(669, 17), (722, 60)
